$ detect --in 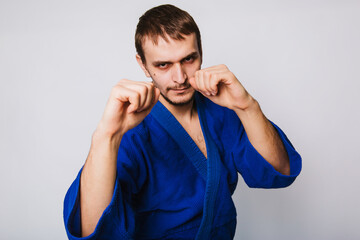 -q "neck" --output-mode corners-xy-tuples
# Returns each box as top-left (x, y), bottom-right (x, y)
(159, 95), (197, 123)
